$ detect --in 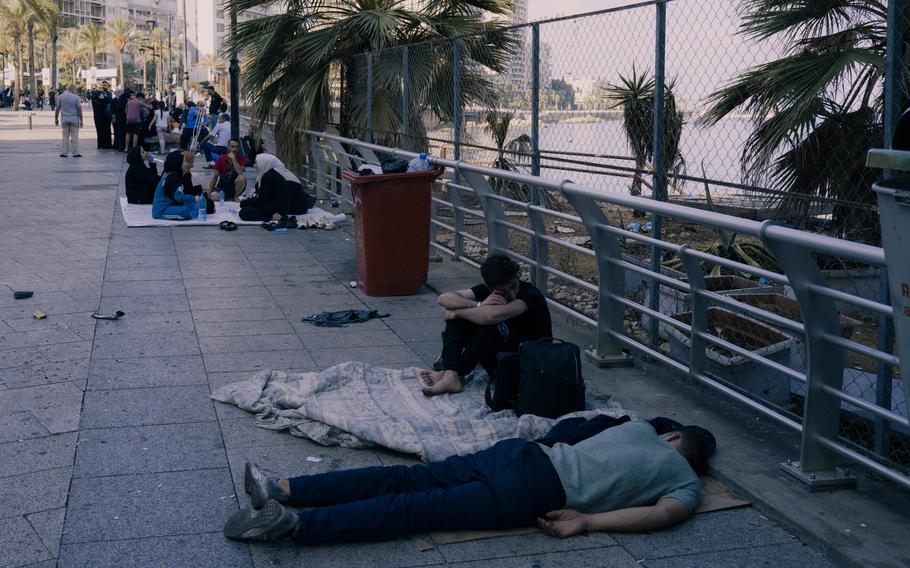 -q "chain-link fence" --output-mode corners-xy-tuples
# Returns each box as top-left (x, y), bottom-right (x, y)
(301, 0), (907, 474)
